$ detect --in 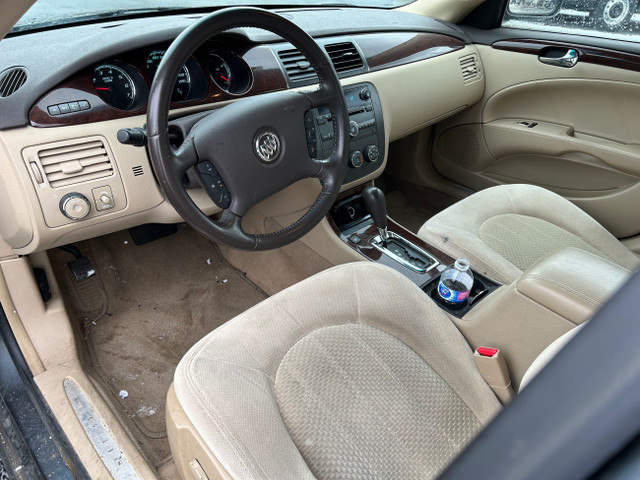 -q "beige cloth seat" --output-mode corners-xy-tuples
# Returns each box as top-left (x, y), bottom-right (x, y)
(418, 184), (640, 284)
(172, 262), (501, 480)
